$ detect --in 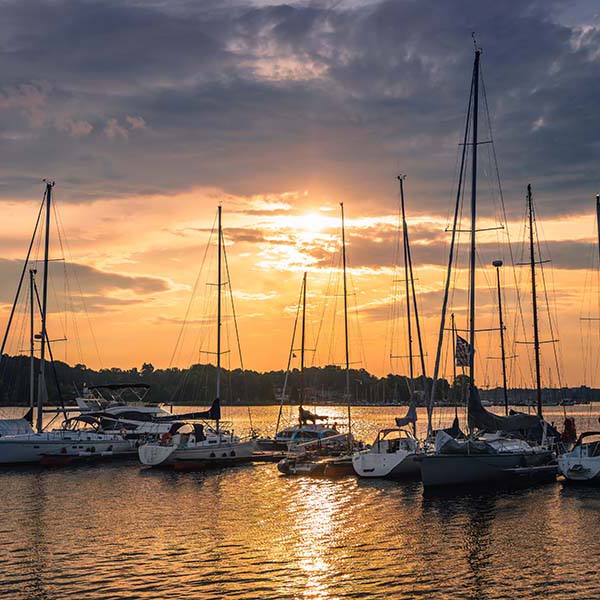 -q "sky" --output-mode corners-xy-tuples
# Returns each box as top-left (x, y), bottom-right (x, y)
(0, 0), (599, 390)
